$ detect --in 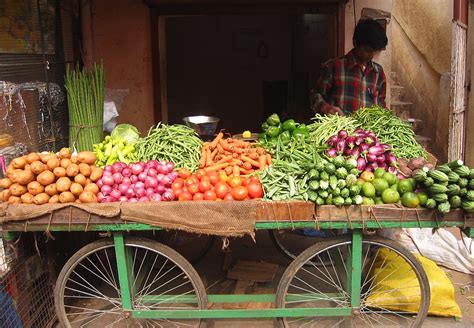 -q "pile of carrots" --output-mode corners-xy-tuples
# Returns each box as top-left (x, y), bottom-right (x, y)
(199, 132), (271, 176)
